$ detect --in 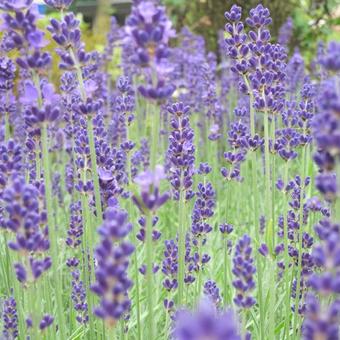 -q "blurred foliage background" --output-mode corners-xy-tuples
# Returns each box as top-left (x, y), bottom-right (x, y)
(162, 0), (340, 60)
(38, 0), (340, 62)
